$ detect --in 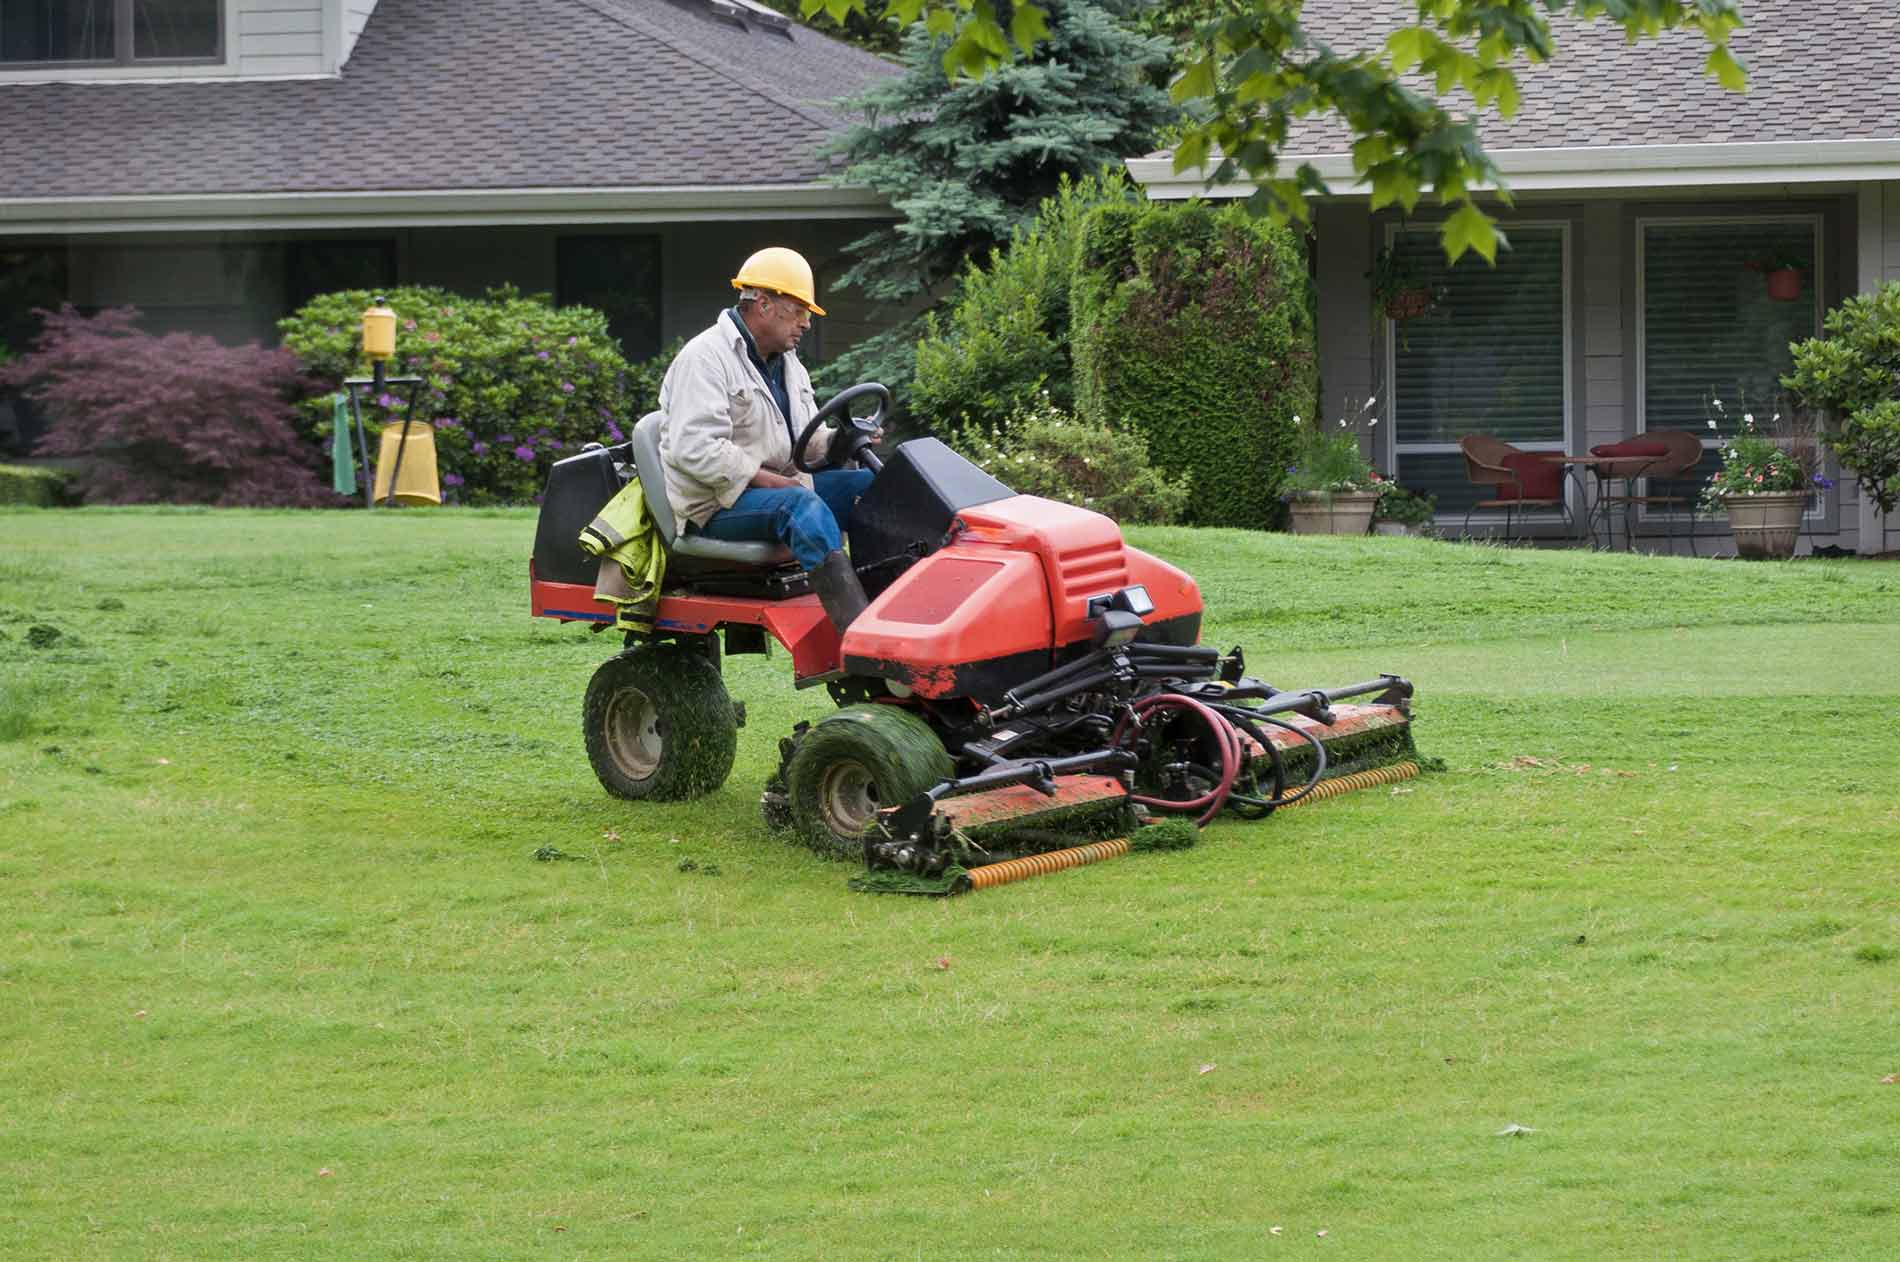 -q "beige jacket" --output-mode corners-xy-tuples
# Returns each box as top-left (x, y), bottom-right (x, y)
(657, 309), (831, 528)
